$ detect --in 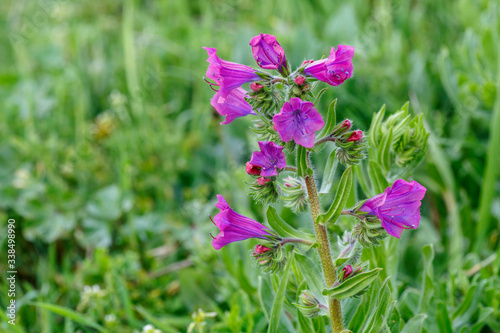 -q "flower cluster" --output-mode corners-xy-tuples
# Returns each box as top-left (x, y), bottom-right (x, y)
(203, 32), (429, 332)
